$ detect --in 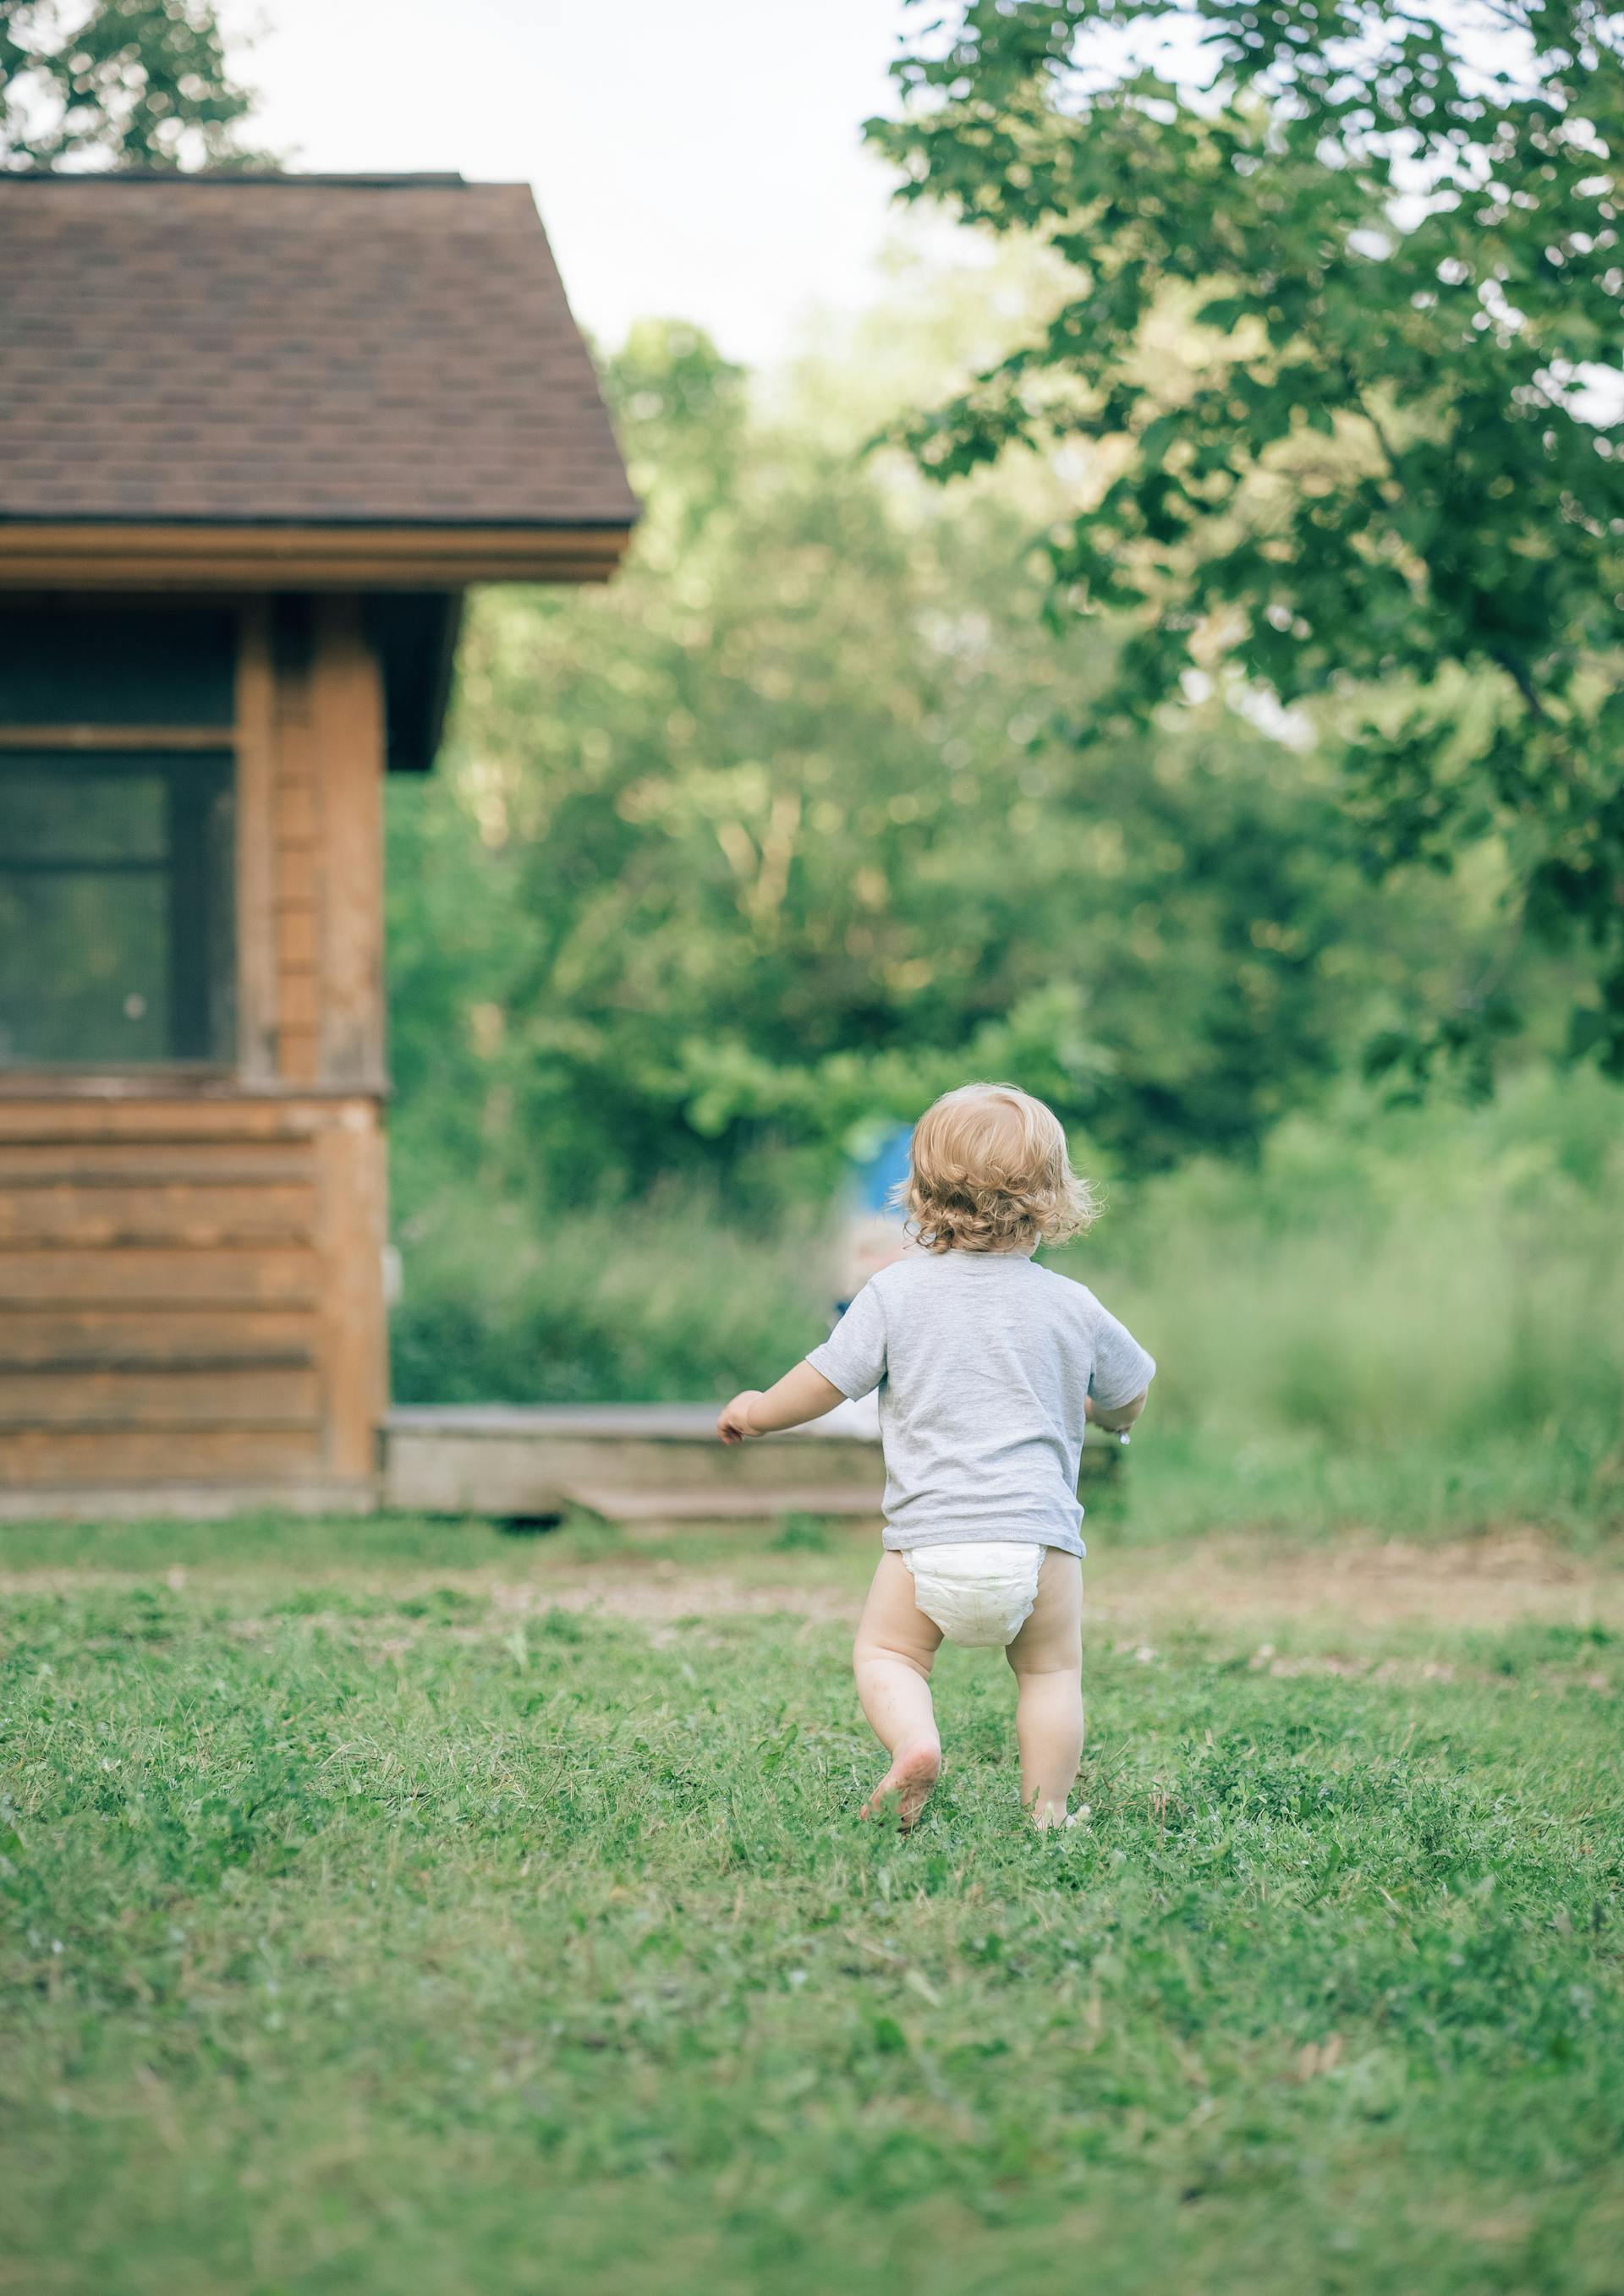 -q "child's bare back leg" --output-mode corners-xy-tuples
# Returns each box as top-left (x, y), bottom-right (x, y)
(1006, 1550), (1085, 1826)
(853, 1551), (942, 1827)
